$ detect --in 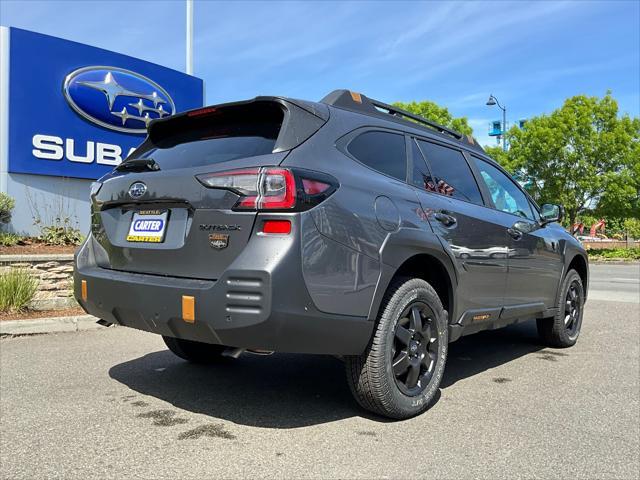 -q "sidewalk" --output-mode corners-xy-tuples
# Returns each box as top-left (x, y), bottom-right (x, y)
(0, 314), (106, 336)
